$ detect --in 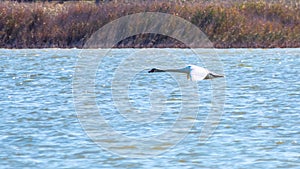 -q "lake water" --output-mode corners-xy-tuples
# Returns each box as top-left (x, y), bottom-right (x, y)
(1, 48), (299, 168)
